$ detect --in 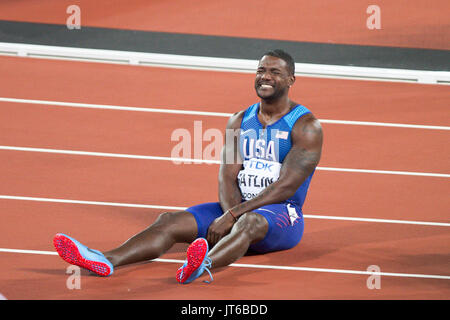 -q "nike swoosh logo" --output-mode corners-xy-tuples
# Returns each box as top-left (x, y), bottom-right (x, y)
(240, 129), (255, 135)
